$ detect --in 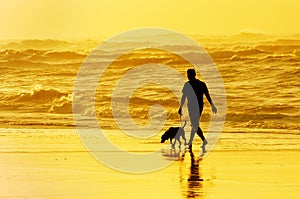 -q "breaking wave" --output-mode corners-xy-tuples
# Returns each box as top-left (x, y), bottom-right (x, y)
(5, 87), (68, 104)
(0, 86), (74, 114)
